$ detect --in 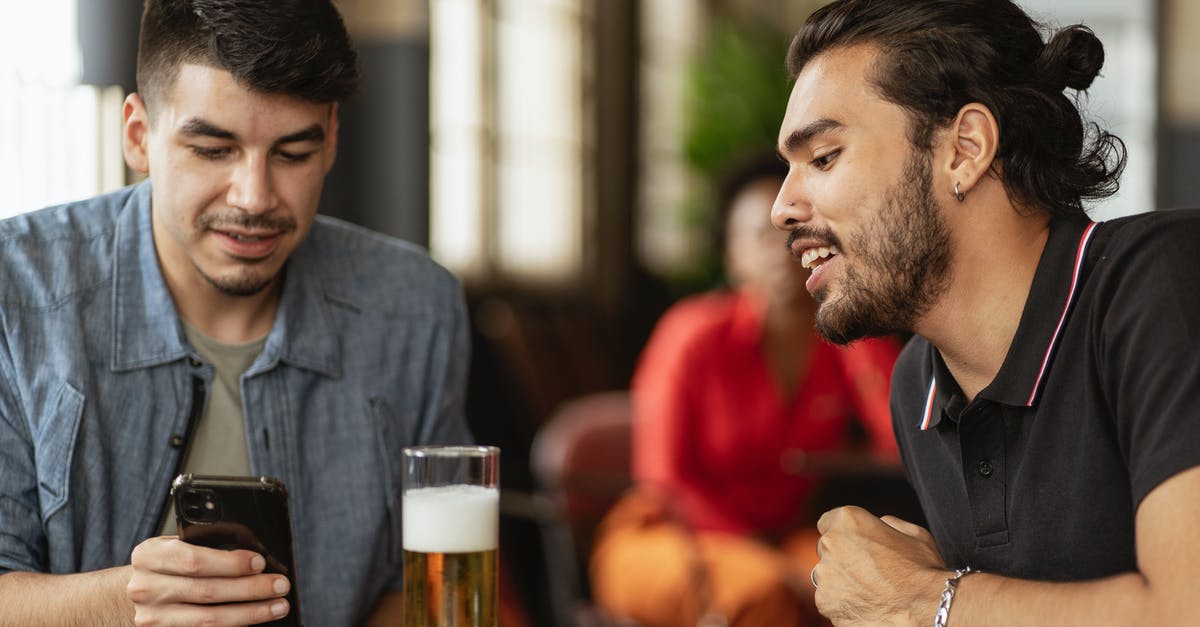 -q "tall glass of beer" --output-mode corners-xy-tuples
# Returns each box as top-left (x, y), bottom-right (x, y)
(402, 446), (499, 627)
